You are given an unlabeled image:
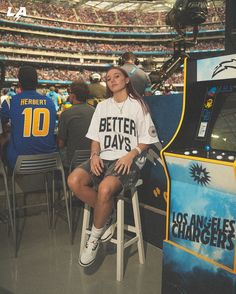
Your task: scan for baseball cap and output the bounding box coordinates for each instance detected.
[90,73,101,81]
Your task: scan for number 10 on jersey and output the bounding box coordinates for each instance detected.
[22,108,50,137]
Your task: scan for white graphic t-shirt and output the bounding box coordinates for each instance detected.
[86,96,159,164]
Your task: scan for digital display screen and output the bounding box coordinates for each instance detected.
[210,86,236,153]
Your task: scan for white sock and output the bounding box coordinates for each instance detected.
[89,224,104,241]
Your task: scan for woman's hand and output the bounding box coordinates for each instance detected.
[114,151,136,175]
[90,154,104,176]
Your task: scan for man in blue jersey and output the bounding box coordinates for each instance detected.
[0,66,57,169]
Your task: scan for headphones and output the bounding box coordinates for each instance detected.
[118,52,139,66]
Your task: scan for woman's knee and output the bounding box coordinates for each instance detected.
[67,172,78,191]
[67,168,88,190]
[97,181,118,203]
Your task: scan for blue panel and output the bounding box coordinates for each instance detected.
[163,241,236,294]
[139,94,183,209]
[144,94,183,147]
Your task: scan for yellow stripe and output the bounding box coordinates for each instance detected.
[164,152,236,167]
[162,57,187,153]
[166,240,236,274]
[160,57,188,240]
[233,161,236,180]
[159,150,170,239]
[234,245,236,273]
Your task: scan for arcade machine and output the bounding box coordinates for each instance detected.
[161,53,236,293]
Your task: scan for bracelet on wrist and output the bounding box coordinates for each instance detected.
[90,152,99,159]
[134,146,142,155]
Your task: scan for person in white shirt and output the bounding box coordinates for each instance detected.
[68,66,159,267]
[0,88,10,107]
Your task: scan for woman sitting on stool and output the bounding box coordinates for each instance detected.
[68,66,159,267]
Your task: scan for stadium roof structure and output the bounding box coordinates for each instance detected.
[72,0,175,12]
[63,0,224,13]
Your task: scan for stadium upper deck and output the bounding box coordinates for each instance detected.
[0,0,226,87]
[0,0,225,32]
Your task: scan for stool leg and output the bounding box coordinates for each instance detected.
[3,173,14,237]
[69,190,73,244]
[44,174,51,228]
[61,171,72,234]
[80,204,91,257]
[12,175,17,257]
[52,172,56,229]
[132,189,145,264]
[116,198,124,281]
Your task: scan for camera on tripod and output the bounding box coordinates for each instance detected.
[166,0,208,31]
[149,0,208,93]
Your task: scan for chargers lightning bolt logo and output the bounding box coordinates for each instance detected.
[212,59,236,79]
[189,163,211,186]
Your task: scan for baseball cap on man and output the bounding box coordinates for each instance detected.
[90,73,101,81]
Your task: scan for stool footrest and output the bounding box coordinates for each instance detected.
[110,236,139,249]
[125,224,136,233]
[15,202,48,210]
[124,236,139,249]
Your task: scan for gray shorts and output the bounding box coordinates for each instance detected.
[79,159,140,192]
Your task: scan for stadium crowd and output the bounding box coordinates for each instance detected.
[0,0,225,90]
[5,65,183,86]
[5,66,105,82]
[0,33,173,53]
[0,0,225,32]
[1,32,224,54]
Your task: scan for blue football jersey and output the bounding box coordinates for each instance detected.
[0,90,57,168]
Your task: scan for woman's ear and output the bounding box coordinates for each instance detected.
[125,77,129,84]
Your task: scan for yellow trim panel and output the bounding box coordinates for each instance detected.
[166,240,236,274]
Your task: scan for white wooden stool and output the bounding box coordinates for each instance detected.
[79,179,145,281]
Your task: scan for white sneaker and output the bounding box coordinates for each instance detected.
[79,238,100,267]
[100,210,117,243]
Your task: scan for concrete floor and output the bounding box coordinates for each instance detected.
[0,210,163,294]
